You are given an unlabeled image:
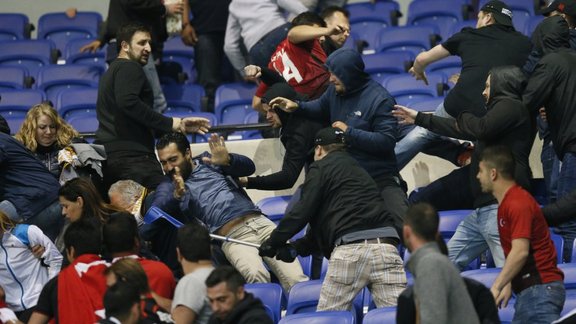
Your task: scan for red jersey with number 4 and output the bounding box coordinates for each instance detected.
[498,185,563,293]
[256,38,330,99]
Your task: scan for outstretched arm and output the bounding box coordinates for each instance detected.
[409,45,450,85]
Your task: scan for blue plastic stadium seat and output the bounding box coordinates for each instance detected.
[0,112,26,135]
[524,15,544,36]
[38,12,102,52]
[363,306,397,324]
[426,56,462,80]
[407,0,464,41]
[162,83,205,113]
[65,111,98,134]
[242,110,262,140]
[0,89,46,112]
[64,37,107,68]
[449,20,477,38]
[0,40,56,77]
[376,26,437,57]
[350,21,389,54]
[36,64,102,105]
[256,195,292,223]
[279,311,355,324]
[0,66,31,90]
[438,209,472,240]
[214,83,257,109]
[286,280,364,322]
[461,268,501,288]
[363,51,413,78]
[163,36,196,83]
[244,283,283,324]
[56,87,98,118]
[383,72,446,106]
[0,13,32,41]
[346,1,399,25]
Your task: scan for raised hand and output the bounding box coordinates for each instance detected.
[243,65,262,80]
[269,97,299,113]
[392,104,418,125]
[202,134,231,166]
[409,66,429,85]
[173,166,186,199]
[181,117,210,134]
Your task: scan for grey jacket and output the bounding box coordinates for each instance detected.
[407,243,480,324]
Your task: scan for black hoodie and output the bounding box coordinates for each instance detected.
[416,66,533,208]
[207,293,272,324]
[523,16,576,158]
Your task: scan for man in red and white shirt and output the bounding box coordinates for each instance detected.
[477,145,564,324]
[249,12,346,111]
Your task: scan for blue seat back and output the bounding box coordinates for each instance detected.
[350,21,389,54]
[377,26,436,56]
[38,12,102,51]
[0,13,30,40]
[279,311,355,324]
[0,66,29,90]
[162,83,205,113]
[0,40,55,77]
[363,51,413,75]
[57,87,98,117]
[438,209,472,239]
[0,89,46,111]
[407,0,464,40]
[256,195,292,223]
[64,37,107,67]
[245,283,283,324]
[346,1,399,25]
[461,268,501,288]
[363,306,397,324]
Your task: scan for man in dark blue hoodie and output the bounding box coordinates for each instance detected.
[270,47,407,221]
[0,116,62,241]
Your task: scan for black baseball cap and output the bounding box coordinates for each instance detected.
[481,0,514,27]
[541,0,576,16]
[314,127,346,146]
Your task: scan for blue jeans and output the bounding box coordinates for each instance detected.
[556,152,576,262]
[395,102,461,170]
[26,200,63,242]
[447,204,505,271]
[248,23,291,68]
[539,118,561,203]
[512,281,565,324]
[143,53,167,113]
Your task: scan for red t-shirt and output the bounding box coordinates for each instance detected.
[256,38,330,99]
[498,185,563,293]
[139,258,177,299]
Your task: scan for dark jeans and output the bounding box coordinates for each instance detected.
[195,32,227,112]
[27,200,63,242]
[374,175,408,230]
[249,23,291,68]
[513,281,565,324]
[408,166,474,210]
[103,151,165,192]
[556,152,576,262]
[539,117,561,203]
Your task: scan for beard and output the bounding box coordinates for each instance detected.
[168,159,193,181]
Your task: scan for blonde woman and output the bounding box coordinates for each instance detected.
[14,103,81,177]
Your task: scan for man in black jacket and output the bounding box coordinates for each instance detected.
[523,15,576,261]
[259,127,406,311]
[206,266,272,324]
[96,23,209,191]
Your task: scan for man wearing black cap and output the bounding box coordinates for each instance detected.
[259,127,406,311]
[395,0,531,169]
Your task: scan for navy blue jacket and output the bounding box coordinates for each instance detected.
[0,133,60,221]
[153,152,260,233]
[298,48,399,179]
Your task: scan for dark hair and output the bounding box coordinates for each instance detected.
[117,22,150,48]
[104,282,140,321]
[320,6,350,19]
[404,203,439,242]
[156,132,190,155]
[59,178,120,223]
[103,212,139,254]
[177,223,212,262]
[205,266,246,291]
[292,12,327,28]
[479,145,515,180]
[106,258,150,294]
[0,114,10,135]
[64,220,102,257]
[488,66,527,101]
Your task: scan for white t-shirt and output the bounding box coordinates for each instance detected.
[171,266,214,324]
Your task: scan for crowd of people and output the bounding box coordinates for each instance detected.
[1,0,576,323]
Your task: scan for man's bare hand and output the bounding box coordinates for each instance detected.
[181,24,198,46]
[392,104,418,125]
[31,244,46,258]
[332,121,348,132]
[539,107,547,123]
[165,2,183,15]
[181,117,210,134]
[269,97,299,113]
[202,134,231,166]
[243,65,262,80]
[173,166,186,199]
[409,66,429,85]
[79,40,101,53]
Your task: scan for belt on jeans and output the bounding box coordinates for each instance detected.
[217,213,261,237]
[344,237,399,246]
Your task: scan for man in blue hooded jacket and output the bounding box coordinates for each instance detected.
[270,47,407,221]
